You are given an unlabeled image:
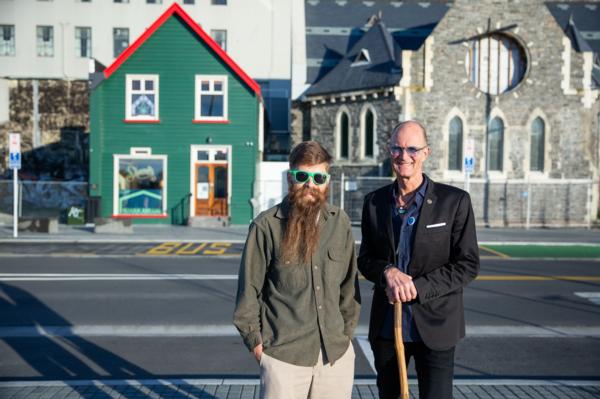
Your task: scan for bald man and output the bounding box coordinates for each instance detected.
[358,120,480,399]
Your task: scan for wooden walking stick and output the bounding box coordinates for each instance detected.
[394,302,409,399]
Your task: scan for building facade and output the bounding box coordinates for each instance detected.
[89,4,262,225]
[0,0,294,179]
[296,0,600,227]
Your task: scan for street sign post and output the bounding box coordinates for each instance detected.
[464,139,475,192]
[9,133,21,238]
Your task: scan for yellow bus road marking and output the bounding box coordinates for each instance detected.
[144,242,236,256]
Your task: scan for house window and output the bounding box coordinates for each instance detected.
[36,26,54,57]
[114,0,129,3]
[183,0,195,3]
[466,33,527,95]
[448,116,463,171]
[530,117,545,172]
[488,117,504,171]
[361,108,375,158]
[0,25,15,56]
[338,111,350,159]
[195,75,228,121]
[146,0,162,3]
[113,27,129,57]
[126,75,159,121]
[115,155,167,216]
[210,29,227,51]
[212,0,227,4]
[75,27,91,58]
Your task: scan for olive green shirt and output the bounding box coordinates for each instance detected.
[233,197,361,367]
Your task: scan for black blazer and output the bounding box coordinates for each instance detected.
[358,175,480,351]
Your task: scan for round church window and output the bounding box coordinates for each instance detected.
[465,33,528,95]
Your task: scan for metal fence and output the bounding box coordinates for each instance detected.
[0,180,88,222]
[255,176,599,228]
[327,176,599,228]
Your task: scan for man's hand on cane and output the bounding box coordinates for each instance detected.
[384,267,417,304]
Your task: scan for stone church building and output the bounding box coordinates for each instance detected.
[294,0,600,227]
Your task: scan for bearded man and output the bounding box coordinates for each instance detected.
[234,141,360,399]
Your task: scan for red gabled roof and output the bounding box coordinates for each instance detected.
[103,3,261,96]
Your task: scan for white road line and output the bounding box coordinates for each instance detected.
[0,325,370,338]
[0,273,238,281]
[0,326,597,338]
[574,292,600,305]
[466,325,600,337]
[0,378,598,388]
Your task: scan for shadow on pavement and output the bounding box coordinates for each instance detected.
[0,282,219,399]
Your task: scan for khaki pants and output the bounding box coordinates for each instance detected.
[259,343,355,399]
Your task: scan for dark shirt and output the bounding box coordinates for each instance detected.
[379,176,428,341]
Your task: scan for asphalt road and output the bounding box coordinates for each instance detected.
[1,255,599,381]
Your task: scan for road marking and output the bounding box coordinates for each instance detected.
[477,275,600,281]
[2,273,599,282]
[574,292,600,305]
[145,242,236,256]
[0,326,596,338]
[479,245,511,258]
[0,378,598,388]
[0,273,238,281]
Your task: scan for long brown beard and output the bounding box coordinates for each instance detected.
[281,184,329,264]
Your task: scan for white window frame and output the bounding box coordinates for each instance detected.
[194,75,228,122]
[75,26,91,58]
[0,25,15,56]
[335,106,352,162]
[113,152,168,217]
[125,74,159,121]
[189,145,232,217]
[359,105,377,161]
[210,29,227,51]
[486,110,508,179]
[443,108,470,180]
[36,25,54,57]
[525,111,551,180]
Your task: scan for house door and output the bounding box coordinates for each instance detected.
[195,163,228,217]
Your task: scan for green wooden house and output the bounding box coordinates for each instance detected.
[89,3,262,225]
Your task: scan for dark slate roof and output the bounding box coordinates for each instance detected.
[305,0,450,84]
[305,20,402,97]
[546,2,600,54]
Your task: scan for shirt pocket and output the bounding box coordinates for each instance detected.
[324,246,346,284]
[269,258,309,293]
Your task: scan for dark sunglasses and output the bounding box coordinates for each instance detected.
[289,169,330,185]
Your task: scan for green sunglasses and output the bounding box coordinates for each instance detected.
[289,169,330,185]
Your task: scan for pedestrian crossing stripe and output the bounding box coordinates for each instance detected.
[574,292,600,305]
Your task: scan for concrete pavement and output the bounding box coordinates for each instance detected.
[1,379,599,399]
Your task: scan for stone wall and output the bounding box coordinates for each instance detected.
[0,79,89,179]
[305,96,402,177]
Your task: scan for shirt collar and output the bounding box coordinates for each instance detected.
[392,174,429,204]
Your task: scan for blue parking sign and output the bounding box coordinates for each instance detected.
[464,157,474,173]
